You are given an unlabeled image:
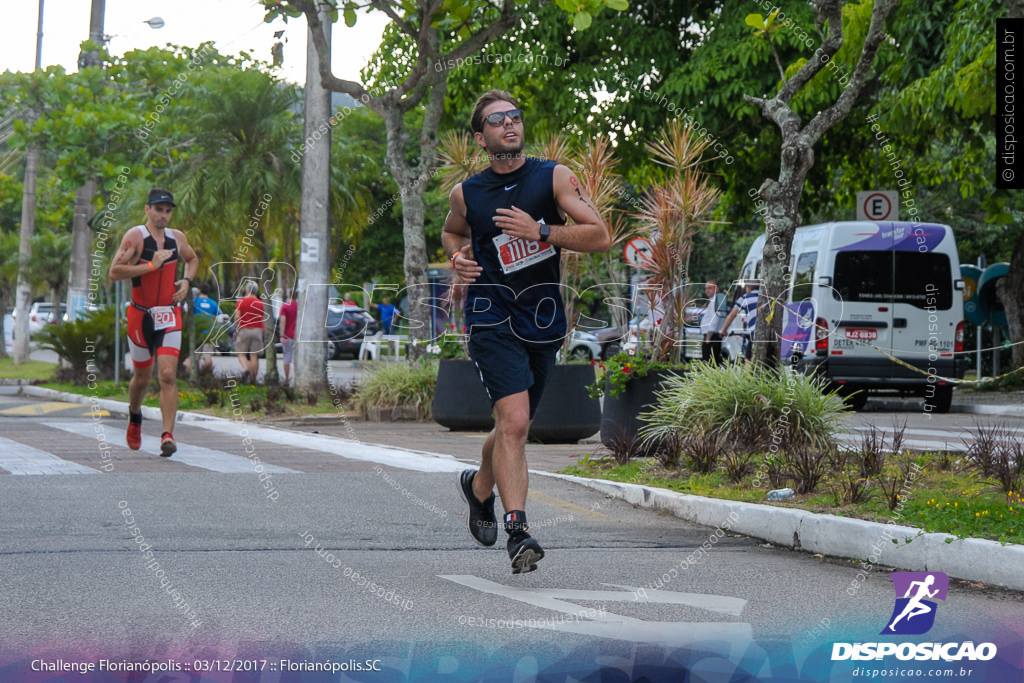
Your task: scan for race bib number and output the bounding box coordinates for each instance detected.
[150,306,176,331]
[492,233,556,275]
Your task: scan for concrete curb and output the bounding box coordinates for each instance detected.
[538,471,1024,592]
[953,402,1024,417]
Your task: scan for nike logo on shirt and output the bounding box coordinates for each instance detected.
[505,184,518,191]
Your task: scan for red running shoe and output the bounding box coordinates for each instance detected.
[160,432,177,457]
[126,419,142,450]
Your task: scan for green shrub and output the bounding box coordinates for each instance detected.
[36,306,126,383]
[639,361,848,492]
[640,361,847,453]
[350,357,439,420]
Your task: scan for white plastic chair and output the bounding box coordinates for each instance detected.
[359,331,382,360]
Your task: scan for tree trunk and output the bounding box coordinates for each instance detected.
[0,301,8,359]
[67,178,97,322]
[380,74,446,359]
[754,139,813,368]
[13,143,38,364]
[295,4,332,396]
[745,0,897,367]
[997,230,1024,370]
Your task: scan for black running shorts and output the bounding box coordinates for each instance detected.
[467,326,561,419]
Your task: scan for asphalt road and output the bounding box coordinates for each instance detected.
[0,391,1021,681]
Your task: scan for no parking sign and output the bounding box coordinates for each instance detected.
[856,191,899,221]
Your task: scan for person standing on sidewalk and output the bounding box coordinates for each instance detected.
[695,279,728,364]
[109,188,198,457]
[233,281,266,384]
[718,280,760,362]
[442,90,610,574]
[278,288,298,386]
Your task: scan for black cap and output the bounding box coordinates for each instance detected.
[146,189,176,207]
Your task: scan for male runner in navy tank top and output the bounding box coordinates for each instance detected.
[109,189,198,457]
[443,90,611,574]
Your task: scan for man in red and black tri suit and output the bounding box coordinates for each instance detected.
[109,188,198,457]
[442,90,611,574]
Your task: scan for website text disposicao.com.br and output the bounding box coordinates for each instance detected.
[833,640,995,679]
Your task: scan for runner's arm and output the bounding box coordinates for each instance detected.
[492,165,610,254]
[108,231,145,281]
[172,230,199,303]
[442,184,482,284]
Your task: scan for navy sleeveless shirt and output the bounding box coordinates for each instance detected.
[462,158,566,342]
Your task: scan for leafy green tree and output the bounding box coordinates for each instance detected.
[265,0,627,355]
[159,67,300,268]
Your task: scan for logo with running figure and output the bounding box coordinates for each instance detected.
[881,571,949,635]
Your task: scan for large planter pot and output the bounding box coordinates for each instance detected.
[432,359,494,432]
[529,364,602,444]
[600,368,683,451]
[431,360,602,444]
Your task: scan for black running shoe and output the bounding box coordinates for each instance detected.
[507,531,544,574]
[458,469,497,547]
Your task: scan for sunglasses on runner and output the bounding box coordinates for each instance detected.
[482,109,523,127]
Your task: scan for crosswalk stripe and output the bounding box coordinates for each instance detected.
[46,421,299,474]
[848,426,974,439]
[191,419,465,473]
[0,436,100,475]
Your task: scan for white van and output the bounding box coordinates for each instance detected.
[736,221,966,412]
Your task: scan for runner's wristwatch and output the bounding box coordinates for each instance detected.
[537,218,550,242]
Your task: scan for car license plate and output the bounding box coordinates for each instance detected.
[845,328,877,341]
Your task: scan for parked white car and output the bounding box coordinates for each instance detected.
[566,330,602,361]
[12,302,57,337]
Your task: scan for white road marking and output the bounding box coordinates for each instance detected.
[0,436,99,475]
[440,574,754,648]
[46,421,297,474]
[192,420,466,473]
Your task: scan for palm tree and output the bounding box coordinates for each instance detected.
[169,67,302,270]
[164,67,303,384]
[32,229,71,321]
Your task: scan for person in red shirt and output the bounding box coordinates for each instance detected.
[109,188,198,457]
[233,281,266,383]
[278,288,298,386]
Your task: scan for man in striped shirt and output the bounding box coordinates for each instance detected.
[718,281,760,361]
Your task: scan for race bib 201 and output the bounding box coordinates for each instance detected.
[150,306,177,331]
